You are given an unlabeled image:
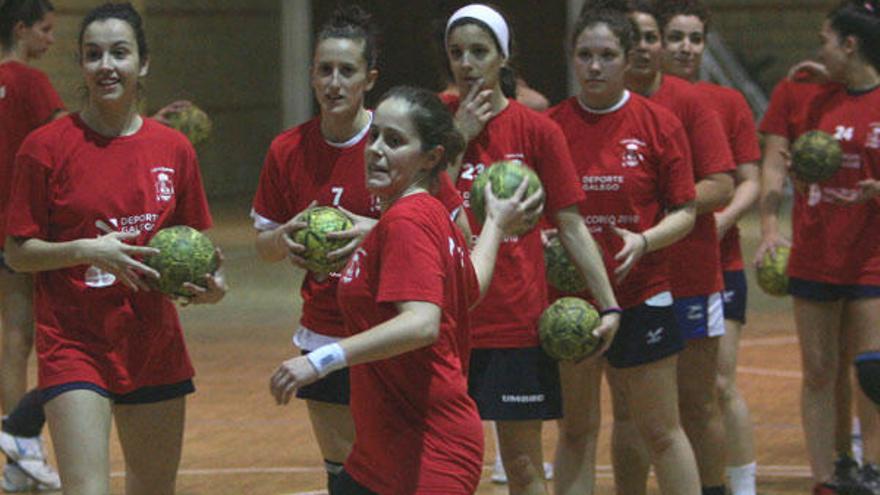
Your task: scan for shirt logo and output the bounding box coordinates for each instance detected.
[620,139,646,168]
[151,167,175,203]
[646,327,664,345]
[866,123,880,150]
[0,86,6,99]
[687,304,704,321]
[834,126,855,142]
[341,247,366,284]
[723,290,735,303]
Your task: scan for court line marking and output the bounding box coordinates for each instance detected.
[740,335,798,347]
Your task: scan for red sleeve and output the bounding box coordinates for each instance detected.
[434,171,464,212]
[729,93,762,164]
[6,149,51,240]
[759,80,793,139]
[376,216,445,306]
[659,122,697,208]
[26,71,64,129]
[687,105,736,179]
[251,145,291,225]
[534,119,585,215]
[168,143,212,230]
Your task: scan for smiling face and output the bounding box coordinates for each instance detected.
[446,22,505,95]
[79,18,147,107]
[311,37,376,118]
[364,97,439,201]
[573,23,629,108]
[17,11,55,60]
[661,14,705,81]
[628,11,662,79]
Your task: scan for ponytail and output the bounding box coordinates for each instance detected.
[829,0,880,71]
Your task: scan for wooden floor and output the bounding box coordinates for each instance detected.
[33,203,822,494]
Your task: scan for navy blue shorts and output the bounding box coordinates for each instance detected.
[0,250,13,274]
[41,379,194,405]
[295,349,350,405]
[332,470,378,495]
[606,294,685,369]
[722,270,748,324]
[673,292,725,340]
[788,277,880,302]
[468,346,562,421]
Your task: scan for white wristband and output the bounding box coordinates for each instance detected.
[306,343,348,378]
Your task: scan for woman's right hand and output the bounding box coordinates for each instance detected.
[455,79,494,143]
[87,231,160,291]
[483,179,545,235]
[753,232,791,268]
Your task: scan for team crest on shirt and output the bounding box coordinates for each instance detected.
[620,139,647,168]
[151,167,175,202]
[341,247,366,284]
[866,123,880,150]
[0,86,6,99]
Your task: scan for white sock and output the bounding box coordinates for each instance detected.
[727,462,757,495]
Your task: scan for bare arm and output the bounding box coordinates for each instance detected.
[695,172,734,214]
[270,301,441,404]
[554,207,617,311]
[715,162,761,238]
[754,135,792,265]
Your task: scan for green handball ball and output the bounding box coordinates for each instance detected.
[470,160,543,236]
[791,130,842,183]
[291,206,354,275]
[544,236,587,293]
[756,246,790,297]
[539,297,602,361]
[167,104,213,146]
[145,226,219,297]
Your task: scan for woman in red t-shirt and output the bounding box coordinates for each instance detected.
[269,85,540,495]
[548,7,699,495]
[0,2,65,488]
[4,4,226,493]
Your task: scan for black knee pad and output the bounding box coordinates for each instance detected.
[855,352,880,406]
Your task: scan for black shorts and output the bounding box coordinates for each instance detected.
[0,250,13,274]
[722,270,748,324]
[295,349,350,405]
[467,346,562,421]
[789,277,880,302]
[605,297,685,369]
[332,470,378,495]
[41,379,194,405]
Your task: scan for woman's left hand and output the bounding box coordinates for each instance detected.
[325,206,378,262]
[826,179,880,204]
[484,179,545,235]
[179,248,228,305]
[583,312,620,362]
[269,356,319,405]
[612,226,648,283]
[152,100,193,125]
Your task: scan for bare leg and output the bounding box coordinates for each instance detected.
[305,400,354,464]
[608,366,650,495]
[554,359,603,495]
[0,271,34,411]
[679,337,726,487]
[115,397,186,495]
[496,420,547,495]
[717,319,756,495]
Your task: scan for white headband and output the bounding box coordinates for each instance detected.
[445,4,510,59]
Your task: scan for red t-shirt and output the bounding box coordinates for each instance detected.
[0,61,64,247]
[547,92,696,309]
[759,78,829,141]
[6,115,212,393]
[780,85,880,285]
[653,76,735,297]
[337,193,482,495]
[447,98,585,348]
[695,82,761,271]
[252,116,463,339]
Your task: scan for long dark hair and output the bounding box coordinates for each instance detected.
[316,4,380,70]
[0,0,54,49]
[828,0,880,71]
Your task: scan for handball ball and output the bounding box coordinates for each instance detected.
[544,236,587,293]
[470,160,544,236]
[167,104,213,146]
[539,297,602,361]
[791,130,842,183]
[290,206,354,275]
[756,246,790,297]
[146,225,219,297]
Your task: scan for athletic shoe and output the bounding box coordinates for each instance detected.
[489,459,554,484]
[832,452,863,493]
[2,463,58,492]
[859,463,880,495]
[0,432,61,488]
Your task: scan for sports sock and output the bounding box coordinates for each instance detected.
[727,462,757,495]
[325,459,344,495]
[702,485,726,495]
[856,352,880,406]
[1,389,45,437]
